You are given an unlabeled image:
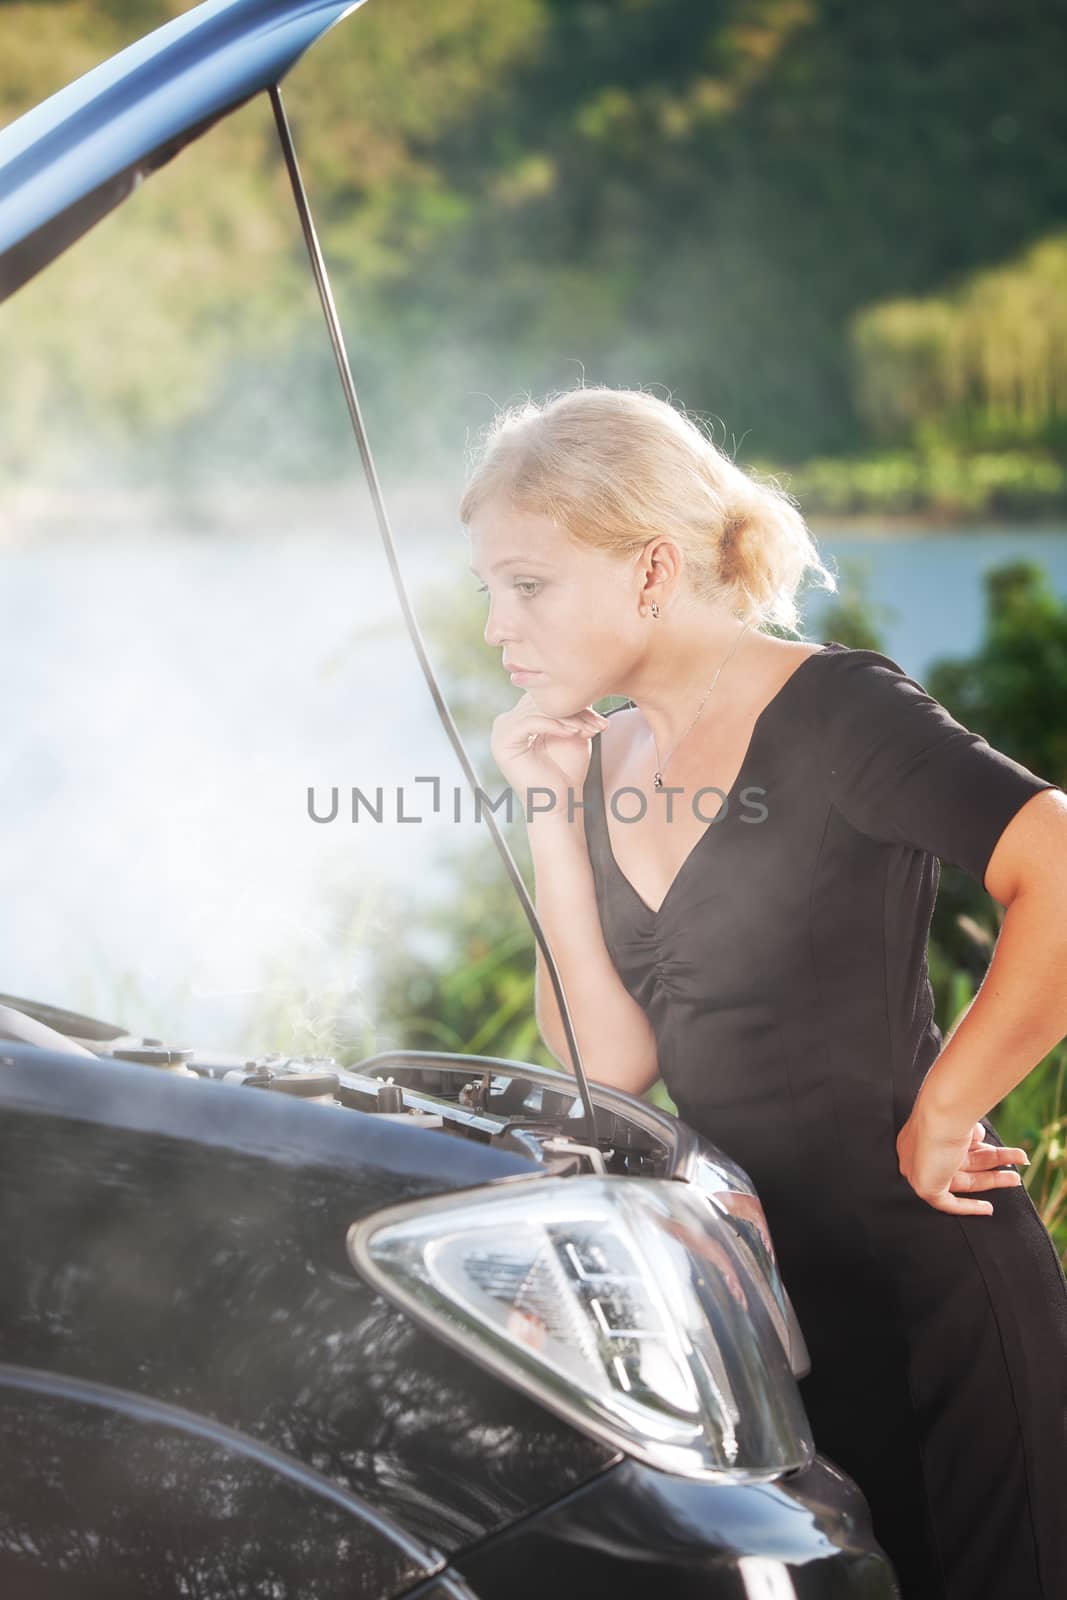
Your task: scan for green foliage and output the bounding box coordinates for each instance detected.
[780,448,1067,520]
[3,0,1067,491]
[925,561,1067,784]
[358,836,565,1070]
[850,235,1067,452]
[991,1046,1067,1248]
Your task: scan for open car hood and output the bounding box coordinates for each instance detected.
[0,0,365,301]
[0,0,601,1141]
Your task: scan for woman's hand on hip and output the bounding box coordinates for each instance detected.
[896,1100,1029,1216]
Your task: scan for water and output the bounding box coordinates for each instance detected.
[807,526,1067,673]
[2,518,1064,1054]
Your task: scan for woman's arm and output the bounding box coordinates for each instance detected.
[898,788,1067,1214]
[816,649,1066,1214]
[528,808,661,1099]
[916,788,1067,1127]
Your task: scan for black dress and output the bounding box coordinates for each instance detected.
[581,640,1067,1600]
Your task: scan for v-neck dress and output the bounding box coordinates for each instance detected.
[581,640,1067,1599]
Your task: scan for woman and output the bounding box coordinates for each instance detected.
[463,384,1067,1599]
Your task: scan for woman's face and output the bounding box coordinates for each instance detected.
[467,499,641,716]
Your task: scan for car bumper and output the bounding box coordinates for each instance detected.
[451,1451,900,1598]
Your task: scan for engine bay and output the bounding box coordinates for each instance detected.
[0,991,676,1180]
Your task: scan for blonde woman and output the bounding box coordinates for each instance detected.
[466,385,1067,1599]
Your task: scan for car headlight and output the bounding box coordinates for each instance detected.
[347,1175,813,1481]
[689,1150,812,1380]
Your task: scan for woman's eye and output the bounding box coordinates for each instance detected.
[474,581,542,598]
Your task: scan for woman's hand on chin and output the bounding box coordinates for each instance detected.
[490,692,609,817]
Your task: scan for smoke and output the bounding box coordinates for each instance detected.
[0,488,491,1056]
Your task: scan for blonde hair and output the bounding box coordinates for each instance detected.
[459,384,837,635]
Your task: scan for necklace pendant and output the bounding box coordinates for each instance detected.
[653,771,663,790]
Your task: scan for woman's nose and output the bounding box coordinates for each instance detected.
[483,602,511,648]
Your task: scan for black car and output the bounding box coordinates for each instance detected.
[0,3,900,1595]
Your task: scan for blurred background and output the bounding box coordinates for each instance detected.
[1,0,1065,1252]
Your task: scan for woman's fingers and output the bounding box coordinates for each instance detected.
[930,1194,996,1217]
[962,1143,1029,1168]
[949,1168,1024,1193]
[521,715,587,741]
[524,710,606,738]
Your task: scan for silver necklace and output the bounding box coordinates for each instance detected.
[651,619,751,790]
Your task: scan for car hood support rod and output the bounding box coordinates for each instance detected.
[267,83,598,1145]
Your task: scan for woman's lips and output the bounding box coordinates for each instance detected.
[509,669,542,683]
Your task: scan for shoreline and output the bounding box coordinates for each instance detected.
[1,481,1065,547]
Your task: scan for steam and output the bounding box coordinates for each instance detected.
[0,491,485,1056]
